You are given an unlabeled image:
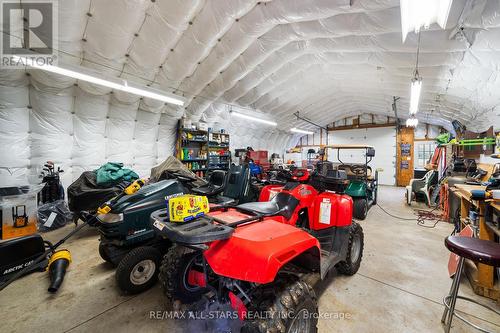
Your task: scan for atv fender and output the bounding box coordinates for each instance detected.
[204,220,320,284]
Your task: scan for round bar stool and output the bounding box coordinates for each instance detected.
[442,236,500,333]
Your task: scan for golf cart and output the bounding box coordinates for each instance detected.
[324,145,378,220]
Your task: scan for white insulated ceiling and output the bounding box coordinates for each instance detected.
[14,0,500,130]
[1,0,500,184]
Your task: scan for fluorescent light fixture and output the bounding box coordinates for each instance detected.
[406,116,419,127]
[230,110,277,126]
[409,76,422,115]
[12,56,184,106]
[400,0,453,42]
[291,128,314,135]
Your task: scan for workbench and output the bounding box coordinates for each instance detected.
[453,184,500,301]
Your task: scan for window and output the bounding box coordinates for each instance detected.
[415,141,437,169]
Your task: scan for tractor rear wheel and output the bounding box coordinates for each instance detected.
[242,280,318,333]
[337,222,364,275]
[158,245,207,303]
[353,198,368,220]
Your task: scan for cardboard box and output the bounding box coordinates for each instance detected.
[167,195,209,222]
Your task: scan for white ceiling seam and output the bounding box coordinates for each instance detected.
[159,0,259,89]
[226,29,467,105]
[124,0,206,86]
[178,0,353,117]
[187,6,407,115]
[180,2,463,120]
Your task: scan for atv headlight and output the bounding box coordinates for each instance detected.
[97,213,123,224]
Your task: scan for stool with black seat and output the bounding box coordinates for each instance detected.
[442,236,500,333]
[191,170,227,197]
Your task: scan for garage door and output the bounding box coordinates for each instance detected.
[327,127,396,185]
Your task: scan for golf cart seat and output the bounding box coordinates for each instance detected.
[191,170,227,197]
[338,164,374,180]
[236,192,299,220]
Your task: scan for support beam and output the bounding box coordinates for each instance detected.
[328,122,397,131]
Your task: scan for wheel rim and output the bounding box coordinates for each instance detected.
[182,254,204,292]
[288,308,312,333]
[350,233,361,263]
[130,259,156,285]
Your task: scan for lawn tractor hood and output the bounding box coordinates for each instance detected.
[110,180,186,213]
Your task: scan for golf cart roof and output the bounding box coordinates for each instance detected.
[325,144,375,149]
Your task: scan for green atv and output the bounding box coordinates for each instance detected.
[325,145,378,220]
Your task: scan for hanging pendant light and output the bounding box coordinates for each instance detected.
[406,115,419,127]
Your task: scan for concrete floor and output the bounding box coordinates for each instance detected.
[1,186,499,332]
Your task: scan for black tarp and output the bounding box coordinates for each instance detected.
[67,171,129,212]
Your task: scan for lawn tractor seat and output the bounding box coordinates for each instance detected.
[191,170,227,197]
[213,164,251,205]
[405,170,438,206]
[236,192,299,220]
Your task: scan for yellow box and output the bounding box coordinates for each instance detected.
[167,195,209,222]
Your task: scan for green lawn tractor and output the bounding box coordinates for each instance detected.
[324,145,378,220]
[93,165,255,294]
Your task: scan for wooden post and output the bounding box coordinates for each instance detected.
[396,126,414,186]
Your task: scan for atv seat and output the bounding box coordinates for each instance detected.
[236,192,299,220]
[191,170,227,197]
[310,169,350,193]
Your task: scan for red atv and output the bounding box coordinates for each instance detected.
[151,170,363,332]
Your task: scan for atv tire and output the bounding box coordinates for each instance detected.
[242,280,318,333]
[158,245,207,303]
[337,222,364,276]
[353,198,368,220]
[115,246,161,294]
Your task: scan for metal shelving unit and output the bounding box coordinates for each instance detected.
[176,126,231,176]
[207,129,231,171]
